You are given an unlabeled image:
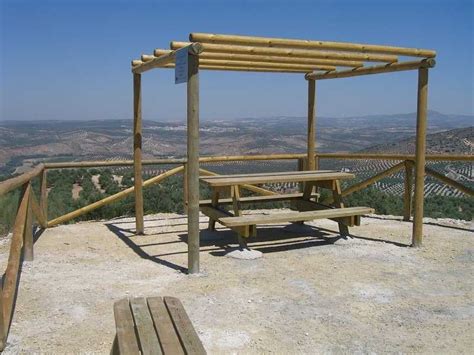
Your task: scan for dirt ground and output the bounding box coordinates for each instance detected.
[0,211,472,354]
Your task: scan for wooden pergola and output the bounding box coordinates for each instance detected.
[131,33,436,274]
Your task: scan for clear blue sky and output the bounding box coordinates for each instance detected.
[1,0,472,121]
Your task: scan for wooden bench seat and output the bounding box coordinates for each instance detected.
[219,206,374,227]
[112,296,206,355]
[200,171,355,186]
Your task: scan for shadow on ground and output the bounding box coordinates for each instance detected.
[105,219,344,273]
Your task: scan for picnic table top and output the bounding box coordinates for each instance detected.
[199,170,355,187]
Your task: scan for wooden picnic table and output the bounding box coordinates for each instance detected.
[199,170,374,248]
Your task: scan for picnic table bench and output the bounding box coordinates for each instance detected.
[199,170,374,247]
[112,296,206,355]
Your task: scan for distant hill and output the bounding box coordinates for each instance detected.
[363,127,474,155]
[1,111,472,175]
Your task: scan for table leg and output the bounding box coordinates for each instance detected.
[332,180,349,236]
[232,185,251,249]
[231,185,243,217]
[208,187,220,231]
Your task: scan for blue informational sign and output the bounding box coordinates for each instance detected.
[175,47,188,84]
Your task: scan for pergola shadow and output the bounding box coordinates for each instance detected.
[106,220,342,272]
[105,223,188,273]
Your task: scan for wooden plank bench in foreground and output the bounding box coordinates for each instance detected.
[199,170,374,247]
[112,296,206,355]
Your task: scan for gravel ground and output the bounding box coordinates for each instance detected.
[0,211,472,354]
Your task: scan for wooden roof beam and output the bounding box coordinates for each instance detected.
[305,59,436,80]
[190,33,437,58]
[171,41,398,63]
[131,43,203,74]
[140,54,335,71]
[154,49,364,67]
[139,62,314,74]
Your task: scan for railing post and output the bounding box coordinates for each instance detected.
[403,160,413,221]
[133,73,144,235]
[412,67,429,247]
[183,163,188,214]
[24,184,34,261]
[40,168,48,223]
[187,52,200,274]
[307,79,316,170]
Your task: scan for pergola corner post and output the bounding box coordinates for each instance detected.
[187,53,200,274]
[133,73,144,235]
[412,67,429,247]
[307,79,316,170]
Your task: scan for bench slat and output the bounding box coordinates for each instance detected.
[113,299,140,355]
[164,297,207,355]
[200,171,354,187]
[220,207,374,226]
[147,297,184,355]
[130,297,162,355]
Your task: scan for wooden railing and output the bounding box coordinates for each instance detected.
[0,152,472,349]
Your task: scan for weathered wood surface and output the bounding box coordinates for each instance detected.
[219,206,374,227]
[425,167,474,196]
[132,43,203,74]
[200,170,354,186]
[187,53,200,274]
[189,33,436,58]
[113,299,140,355]
[133,72,144,235]
[164,297,206,355]
[41,153,473,170]
[307,79,316,170]
[113,297,205,355]
[412,67,429,247]
[0,164,43,196]
[130,297,161,354]
[403,161,414,221]
[306,59,435,80]
[171,41,399,63]
[2,183,30,342]
[147,297,184,355]
[153,48,364,67]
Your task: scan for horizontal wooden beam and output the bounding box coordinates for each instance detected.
[199,59,336,71]
[316,153,473,161]
[305,59,436,80]
[171,41,398,63]
[425,167,474,196]
[199,65,312,73]
[137,60,313,73]
[132,43,203,74]
[190,33,437,58]
[0,164,43,196]
[153,49,364,67]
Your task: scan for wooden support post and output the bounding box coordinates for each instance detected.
[133,73,144,235]
[403,160,413,221]
[39,168,47,222]
[183,163,188,214]
[24,185,34,261]
[412,68,429,247]
[187,53,200,274]
[307,79,316,170]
